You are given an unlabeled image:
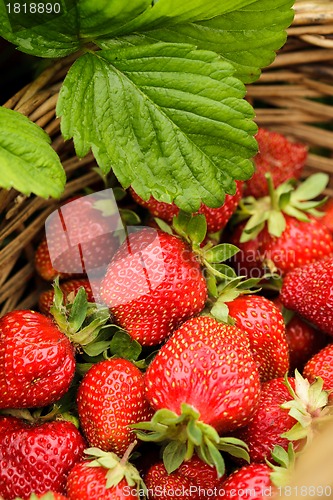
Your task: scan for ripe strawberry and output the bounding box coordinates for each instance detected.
[129,181,243,233]
[303,344,333,394]
[35,237,75,281]
[227,295,289,381]
[244,128,307,199]
[235,372,329,462]
[217,463,275,499]
[134,316,260,476]
[235,377,297,462]
[285,316,328,372]
[100,228,207,346]
[230,214,333,277]
[0,310,75,409]
[66,447,145,500]
[38,279,95,316]
[144,316,260,433]
[317,198,333,233]
[36,195,120,280]
[0,416,85,500]
[144,456,225,500]
[77,358,152,455]
[280,256,333,336]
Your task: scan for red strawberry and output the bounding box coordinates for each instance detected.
[0,416,85,500]
[231,214,333,277]
[0,310,75,409]
[235,372,329,463]
[244,128,307,198]
[285,316,328,372]
[100,228,207,346]
[144,456,225,500]
[217,463,275,499]
[273,297,328,372]
[144,316,260,433]
[129,181,243,233]
[66,447,145,500]
[317,198,333,233]
[134,316,260,476]
[235,377,297,463]
[227,295,289,381]
[280,256,333,336]
[218,463,275,499]
[38,279,95,316]
[35,237,75,281]
[77,358,152,455]
[303,343,333,394]
[36,196,120,280]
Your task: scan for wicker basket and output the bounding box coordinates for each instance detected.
[1,0,333,318]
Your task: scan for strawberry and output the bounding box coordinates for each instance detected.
[235,372,330,463]
[38,279,95,316]
[218,463,275,499]
[244,128,307,199]
[317,198,333,233]
[235,377,297,462]
[129,180,243,233]
[144,456,225,500]
[218,444,297,499]
[273,297,328,372]
[285,316,328,372]
[231,214,333,277]
[16,494,69,500]
[36,195,120,280]
[77,358,152,455]
[35,237,75,281]
[0,416,85,500]
[226,295,289,381]
[100,228,207,346]
[0,310,75,409]
[134,316,260,475]
[230,174,333,277]
[280,256,333,336]
[303,343,333,394]
[66,446,145,500]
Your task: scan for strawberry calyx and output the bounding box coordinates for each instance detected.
[132,403,249,477]
[50,277,110,349]
[0,406,79,428]
[266,443,296,488]
[234,173,329,243]
[281,370,332,444]
[84,442,147,494]
[14,493,62,500]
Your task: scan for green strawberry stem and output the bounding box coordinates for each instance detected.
[233,173,329,242]
[267,443,296,488]
[84,443,147,493]
[281,370,332,444]
[50,277,110,348]
[132,403,249,477]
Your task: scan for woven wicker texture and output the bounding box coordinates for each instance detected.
[0,0,332,315]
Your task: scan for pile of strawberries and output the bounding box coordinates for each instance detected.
[1,128,333,500]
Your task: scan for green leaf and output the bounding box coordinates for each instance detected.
[0,107,65,198]
[57,44,257,212]
[103,0,294,83]
[68,287,88,332]
[109,330,142,361]
[187,214,207,245]
[83,340,111,357]
[210,301,229,323]
[291,173,329,202]
[163,441,187,473]
[204,244,240,264]
[0,1,80,58]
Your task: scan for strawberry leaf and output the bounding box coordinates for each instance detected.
[57,44,257,212]
[163,441,187,473]
[109,330,142,361]
[100,0,294,84]
[0,107,65,198]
